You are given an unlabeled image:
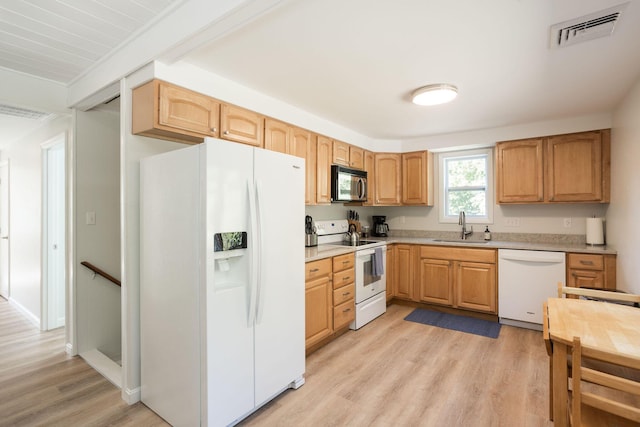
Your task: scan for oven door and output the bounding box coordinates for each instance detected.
[355,246,387,304]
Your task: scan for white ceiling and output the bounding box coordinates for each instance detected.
[1,0,639,144]
[0,0,175,145]
[182,0,640,139]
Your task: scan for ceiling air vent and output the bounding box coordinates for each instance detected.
[550,2,628,49]
[0,104,51,120]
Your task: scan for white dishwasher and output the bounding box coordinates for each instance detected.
[498,249,565,330]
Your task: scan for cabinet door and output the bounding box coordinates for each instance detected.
[374,153,402,205]
[546,131,603,202]
[332,140,350,166]
[316,136,332,204]
[417,258,453,306]
[495,138,544,203]
[305,134,317,205]
[456,261,496,313]
[386,244,395,301]
[402,151,433,206]
[363,150,375,206]
[395,245,413,300]
[264,119,290,154]
[220,104,263,147]
[568,269,605,289]
[158,82,220,138]
[305,275,333,349]
[349,146,364,169]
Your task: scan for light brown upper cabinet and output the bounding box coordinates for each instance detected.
[264,119,291,154]
[289,127,316,205]
[546,131,609,202]
[349,146,364,169]
[363,150,375,206]
[402,151,434,206]
[316,135,332,204]
[220,104,263,147]
[332,140,365,169]
[132,80,220,144]
[332,140,350,166]
[496,130,610,204]
[374,153,402,205]
[496,138,544,203]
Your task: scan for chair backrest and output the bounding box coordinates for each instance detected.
[571,336,640,426]
[557,282,640,305]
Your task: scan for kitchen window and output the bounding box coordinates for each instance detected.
[438,148,493,224]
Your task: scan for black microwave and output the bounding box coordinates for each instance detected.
[331,165,367,202]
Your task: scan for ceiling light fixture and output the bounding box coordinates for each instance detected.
[411,84,458,106]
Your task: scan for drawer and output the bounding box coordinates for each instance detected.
[333,300,355,330]
[567,253,604,271]
[333,283,355,305]
[420,246,496,264]
[333,253,355,272]
[305,258,332,281]
[569,269,605,289]
[333,268,355,289]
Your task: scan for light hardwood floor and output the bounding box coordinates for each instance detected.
[0,298,168,427]
[1,298,553,426]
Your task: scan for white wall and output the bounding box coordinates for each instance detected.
[609,77,640,294]
[74,106,122,360]
[0,115,71,324]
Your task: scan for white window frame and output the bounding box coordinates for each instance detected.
[438,148,494,224]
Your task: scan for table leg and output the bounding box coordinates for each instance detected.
[552,342,568,427]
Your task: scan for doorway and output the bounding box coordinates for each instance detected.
[42,135,66,330]
[0,161,9,300]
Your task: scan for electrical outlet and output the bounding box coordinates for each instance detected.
[505,218,520,227]
[563,218,572,228]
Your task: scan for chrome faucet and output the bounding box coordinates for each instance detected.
[458,211,473,240]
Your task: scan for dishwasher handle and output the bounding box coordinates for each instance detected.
[499,253,564,264]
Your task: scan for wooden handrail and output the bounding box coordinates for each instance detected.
[81,261,121,287]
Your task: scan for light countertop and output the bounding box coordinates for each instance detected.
[305,237,615,262]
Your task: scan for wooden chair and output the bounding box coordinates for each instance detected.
[557,282,640,306]
[570,336,640,426]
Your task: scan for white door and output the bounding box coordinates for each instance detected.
[253,148,305,405]
[45,141,66,329]
[0,161,9,300]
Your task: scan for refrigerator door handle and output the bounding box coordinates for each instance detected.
[255,179,266,325]
[247,179,259,327]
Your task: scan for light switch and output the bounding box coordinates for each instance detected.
[86,211,96,225]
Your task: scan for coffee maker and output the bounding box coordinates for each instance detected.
[372,215,389,237]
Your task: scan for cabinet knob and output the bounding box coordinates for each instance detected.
[224,130,229,135]
[211,127,217,132]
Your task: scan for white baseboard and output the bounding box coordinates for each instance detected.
[9,297,40,328]
[123,386,141,405]
[81,349,122,388]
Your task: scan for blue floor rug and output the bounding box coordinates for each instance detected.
[404,308,501,339]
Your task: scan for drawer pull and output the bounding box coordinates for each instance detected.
[343,276,350,281]
[342,260,350,264]
[342,292,350,296]
[343,308,351,313]
[579,260,594,266]
[309,268,319,273]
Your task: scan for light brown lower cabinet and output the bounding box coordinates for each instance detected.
[394,244,414,300]
[386,244,396,301]
[566,253,616,290]
[305,253,355,352]
[305,259,332,349]
[416,246,497,314]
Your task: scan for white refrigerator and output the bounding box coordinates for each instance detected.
[140,138,305,426]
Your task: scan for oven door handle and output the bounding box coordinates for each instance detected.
[356,247,387,258]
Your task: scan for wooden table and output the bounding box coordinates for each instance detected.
[545,297,640,427]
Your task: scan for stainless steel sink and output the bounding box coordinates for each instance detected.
[431,239,489,244]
